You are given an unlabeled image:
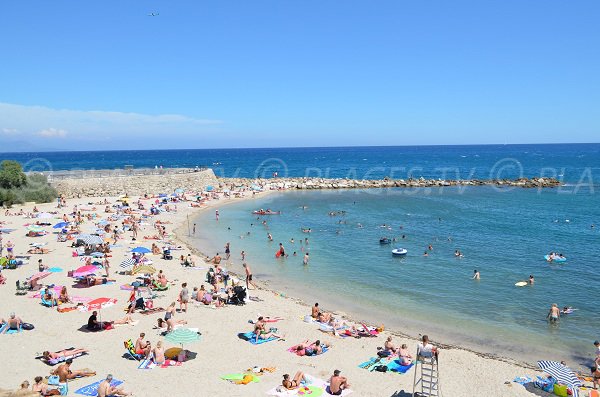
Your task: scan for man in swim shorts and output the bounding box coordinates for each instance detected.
[547,303,560,323]
[329,369,350,395]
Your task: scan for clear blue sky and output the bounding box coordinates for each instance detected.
[0,0,598,151]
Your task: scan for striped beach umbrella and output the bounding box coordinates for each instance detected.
[164,328,201,348]
[132,264,156,275]
[537,361,581,397]
[27,225,45,233]
[120,258,136,268]
[76,234,104,245]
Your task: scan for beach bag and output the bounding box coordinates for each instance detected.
[22,323,34,330]
[377,350,391,358]
[48,375,59,385]
[375,365,388,372]
[553,384,568,397]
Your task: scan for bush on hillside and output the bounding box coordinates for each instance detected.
[0,161,58,207]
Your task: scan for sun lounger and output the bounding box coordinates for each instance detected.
[123,339,144,361]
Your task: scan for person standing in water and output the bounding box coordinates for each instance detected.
[547,303,560,323]
[215,210,219,221]
[303,252,309,265]
[472,270,480,280]
[529,275,535,285]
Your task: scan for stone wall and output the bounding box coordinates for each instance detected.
[52,169,218,198]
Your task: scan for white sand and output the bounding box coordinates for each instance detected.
[0,192,546,396]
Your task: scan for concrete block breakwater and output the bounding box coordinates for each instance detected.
[50,168,561,198]
[219,176,562,190]
[52,169,218,198]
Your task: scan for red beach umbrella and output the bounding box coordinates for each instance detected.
[72,265,98,278]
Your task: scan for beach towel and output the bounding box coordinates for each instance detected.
[221,373,261,384]
[74,379,123,396]
[513,376,533,385]
[36,348,88,366]
[0,323,22,334]
[287,344,329,356]
[267,375,352,397]
[139,307,164,315]
[386,359,414,374]
[238,332,279,345]
[49,267,63,272]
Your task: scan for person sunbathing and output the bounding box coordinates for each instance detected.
[27,247,50,254]
[156,318,187,330]
[282,371,306,390]
[253,316,284,341]
[43,348,88,361]
[97,374,131,397]
[3,312,22,333]
[52,359,96,383]
[151,341,166,364]
[398,344,413,365]
[33,375,60,395]
[58,286,71,304]
[384,336,398,354]
[317,311,332,324]
[111,314,135,325]
[85,276,116,286]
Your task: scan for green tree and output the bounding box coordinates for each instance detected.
[0,160,27,189]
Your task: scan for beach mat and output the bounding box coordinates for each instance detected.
[266,385,324,396]
[74,379,123,396]
[36,348,88,366]
[139,307,164,315]
[238,332,278,345]
[386,359,414,374]
[221,373,261,383]
[287,345,329,356]
[0,324,22,334]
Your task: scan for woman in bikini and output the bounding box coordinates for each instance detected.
[282,371,306,390]
[33,375,61,395]
[58,286,71,304]
[43,348,89,361]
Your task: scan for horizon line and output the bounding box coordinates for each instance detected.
[1,141,599,155]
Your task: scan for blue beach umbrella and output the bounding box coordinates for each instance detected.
[53,222,69,229]
[175,188,184,193]
[537,361,581,397]
[131,247,151,254]
[205,185,213,192]
[158,193,167,198]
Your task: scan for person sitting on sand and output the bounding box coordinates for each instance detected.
[253,316,283,342]
[58,286,71,304]
[3,312,22,333]
[282,371,306,390]
[311,303,320,319]
[87,311,101,331]
[384,336,398,354]
[151,340,166,364]
[156,318,187,330]
[42,287,59,308]
[97,374,131,397]
[417,335,439,361]
[53,359,96,383]
[43,348,88,361]
[38,259,49,272]
[33,375,60,395]
[135,333,151,356]
[329,369,350,395]
[398,344,413,365]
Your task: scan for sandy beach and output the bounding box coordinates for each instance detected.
[0,189,575,397]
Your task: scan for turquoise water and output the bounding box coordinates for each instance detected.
[193,186,600,364]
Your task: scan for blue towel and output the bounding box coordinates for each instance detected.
[74,379,123,396]
[0,323,22,334]
[238,331,278,345]
[387,359,414,374]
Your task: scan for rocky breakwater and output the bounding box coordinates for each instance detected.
[219,176,562,190]
[52,168,218,198]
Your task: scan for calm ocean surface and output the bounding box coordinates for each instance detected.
[193,186,600,364]
[3,144,599,363]
[3,143,600,183]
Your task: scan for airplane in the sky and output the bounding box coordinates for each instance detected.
[148,12,159,17]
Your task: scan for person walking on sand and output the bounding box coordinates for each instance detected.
[243,263,257,290]
[547,303,560,323]
[102,255,110,278]
[193,223,196,235]
[329,369,350,395]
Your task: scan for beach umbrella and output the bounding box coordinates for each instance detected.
[78,297,117,328]
[119,258,136,268]
[97,219,109,226]
[77,234,104,245]
[132,264,156,275]
[537,361,581,397]
[131,247,151,254]
[158,193,167,198]
[53,222,69,229]
[27,225,45,233]
[175,188,184,193]
[28,271,51,283]
[205,185,213,192]
[164,327,201,348]
[37,212,53,219]
[72,265,98,278]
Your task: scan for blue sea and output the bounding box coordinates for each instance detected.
[3,144,599,364]
[3,143,600,183]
